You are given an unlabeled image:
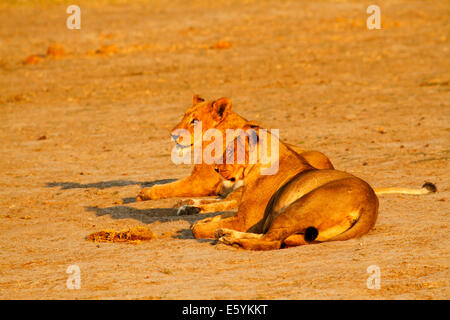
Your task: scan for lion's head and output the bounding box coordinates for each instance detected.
[213,125,261,183]
[170,95,233,150]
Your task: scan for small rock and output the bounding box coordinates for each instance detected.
[377,127,386,134]
[212,41,232,50]
[46,43,65,58]
[96,45,118,55]
[24,54,43,65]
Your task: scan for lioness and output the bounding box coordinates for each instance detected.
[137,95,436,214]
[192,125,379,250]
[137,95,334,204]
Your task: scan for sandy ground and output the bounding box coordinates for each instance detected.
[0,0,449,299]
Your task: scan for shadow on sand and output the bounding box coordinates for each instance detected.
[86,205,226,242]
[48,178,226,243]
[46,178,177,190]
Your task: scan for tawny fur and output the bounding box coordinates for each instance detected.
[137,95,435,215]
[137,95,333,202]
[191,127,379,250]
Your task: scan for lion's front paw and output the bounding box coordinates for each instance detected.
[217,235,242,248]
[136,192,145,202]
[173,199,196,208]
[177,205,201,216]
[136,186,162,201]
[214,228,234,239]
[191,217,214,230]
[136,188,151,201]
[215,228,242,247]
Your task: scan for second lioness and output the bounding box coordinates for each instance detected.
[192,125,379,250]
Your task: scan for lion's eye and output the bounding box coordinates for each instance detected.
[190,118,199,125]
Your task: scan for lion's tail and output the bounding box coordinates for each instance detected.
[373,182,437,196]
[329,182,436,242]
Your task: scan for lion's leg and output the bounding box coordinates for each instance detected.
[196,200,238,213]
[177,200,238,215]
[214,229,281,251]
[264,177,378,244]
[217,233,307,249]
[299,150,334,170]
[283,234,309,247]
[214,228,263,240]
[191,213,238,239]
[175,185,243,214]
[218,236,282,250]
[175,198,221,208]
[174,186,242,207]
[137,164,222,200]
[221,186,244,201]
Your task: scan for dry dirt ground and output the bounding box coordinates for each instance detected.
[0,0,449,300]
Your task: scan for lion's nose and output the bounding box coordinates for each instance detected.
[214,168,219,173]
[171,134,180,141]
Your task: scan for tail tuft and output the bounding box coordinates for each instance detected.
[422,182,437,193]
[304,227,319,242]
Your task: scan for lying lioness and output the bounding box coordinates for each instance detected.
[137,95,334,205]
[192,125,379,250]
[137,95,436,214]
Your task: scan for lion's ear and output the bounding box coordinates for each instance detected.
[193,94,205,105]
[212,97,232,120]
